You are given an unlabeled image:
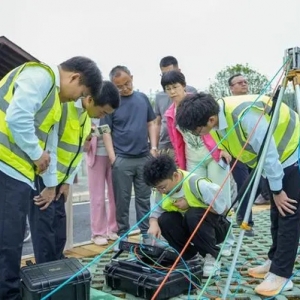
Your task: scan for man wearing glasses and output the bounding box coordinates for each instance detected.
[228,73,249,96]
[101,65,158,251]
[228,74,270,236]
[144,155,229,278]
[228,73,257,236]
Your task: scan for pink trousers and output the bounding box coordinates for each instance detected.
[87,155,118,237]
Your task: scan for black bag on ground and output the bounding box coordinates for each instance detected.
[104,255,203,300]
[20,257,91,300]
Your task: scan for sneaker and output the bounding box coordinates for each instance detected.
[254,272,293,296]
[244,228,255,237]
[113,237,128,252]
[254,194,270,205]
[91,236,108,246]
[248,259,272,279]
[203,254,220,277]
[221,246,232,257]
[107,232,119,241]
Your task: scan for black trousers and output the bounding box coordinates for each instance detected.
[0,170,31,300]
[28,176,66,264]
[231,159,254,226]
[158,208,228,260]
[267,162,300,278]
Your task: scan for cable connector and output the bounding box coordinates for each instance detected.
[240,222,252,231]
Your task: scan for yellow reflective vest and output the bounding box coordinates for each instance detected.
[57,102,91,184]
[0,62,61,181]
[161,170,210,213]
[210,95,299,168]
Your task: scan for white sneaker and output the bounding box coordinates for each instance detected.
[255,272,293,296]
[203,254,220,277]
[254,194,270,205]
[91,236,108,246]
[107,232,119,241]
[248,259,271,279]
[221,246,232,257]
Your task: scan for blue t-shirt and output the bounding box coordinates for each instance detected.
[100,91,156,157]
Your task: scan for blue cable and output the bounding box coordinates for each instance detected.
[41,58,290,300]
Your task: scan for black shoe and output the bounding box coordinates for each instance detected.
[244,228,255,237]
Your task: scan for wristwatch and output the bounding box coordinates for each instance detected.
[151,147,158,151]
[272,189,283,195]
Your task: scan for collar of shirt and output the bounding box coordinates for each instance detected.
[74,98,83,110]
[50,65,60,91]
[74,98,87,127]
[170,185,185,199]
[91,117,100,126]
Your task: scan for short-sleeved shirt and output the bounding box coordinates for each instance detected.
[100,91,156,158]
[154,85,197,149]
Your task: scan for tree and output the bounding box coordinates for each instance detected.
[208,64,271,98]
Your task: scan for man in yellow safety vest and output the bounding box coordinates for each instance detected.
[144,155,229,278]
[29,81,120,264]
[0,57,102,300]
[175,92,299,297]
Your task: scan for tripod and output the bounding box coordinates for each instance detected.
[222,47,300,299]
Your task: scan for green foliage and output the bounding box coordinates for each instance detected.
[208,63,271,98]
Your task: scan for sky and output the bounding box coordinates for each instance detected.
[1,0,300,94]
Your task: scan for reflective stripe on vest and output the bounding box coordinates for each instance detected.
[56,102,91,183]
[0,62,61,181]
[213,95,299,168]
[161,170,209,213]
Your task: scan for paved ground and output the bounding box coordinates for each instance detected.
[79,209,300,300]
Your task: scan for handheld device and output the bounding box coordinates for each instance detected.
[91,124,111,137]
[97,124,111,134]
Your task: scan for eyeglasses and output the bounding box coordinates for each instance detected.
[155,185,167,192]
[116,81,132,91]
[231,80,248,86]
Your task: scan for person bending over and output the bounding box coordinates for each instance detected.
[143,155,230,277]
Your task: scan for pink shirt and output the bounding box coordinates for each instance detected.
[165,103,221,169]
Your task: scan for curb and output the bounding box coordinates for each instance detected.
[72,191,90,203]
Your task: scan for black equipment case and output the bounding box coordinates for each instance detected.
[104,256,203,300]
[20,257,91,300]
